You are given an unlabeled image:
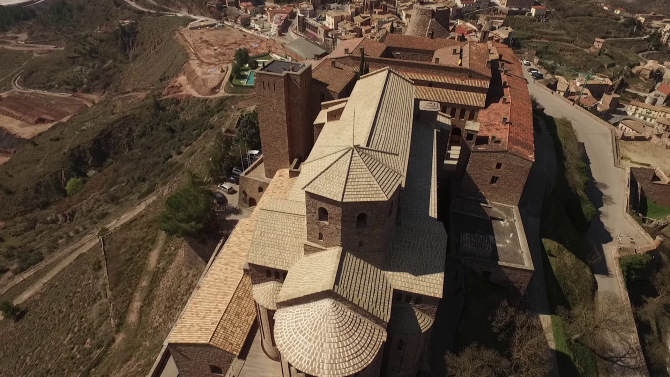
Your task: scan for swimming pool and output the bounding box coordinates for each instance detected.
[246,71,255,86]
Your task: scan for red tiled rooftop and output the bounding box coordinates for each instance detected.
[382,33,462,52]
[507,75,535,162]
[312,59,357,94]
[658,83,670,96]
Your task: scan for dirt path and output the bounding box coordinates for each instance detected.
[124,231,166,326]
[4,195,158,305]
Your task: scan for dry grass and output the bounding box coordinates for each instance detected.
[619,140,670,173]
[0,251,114,376]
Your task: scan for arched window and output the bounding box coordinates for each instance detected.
[210,365,224,375]
[397,339,404,351]
[265,270,271,278]
[318,232,323,241]
[356,213,367,229]
[318,207,329,222]
[258,186,264,193]
[415,296,422,305]
[275,271,280,280]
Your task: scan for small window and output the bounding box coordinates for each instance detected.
[428,82,433,87]
[404,295,412,303]
[320,92,325,101]
[262,81,265,90]
[459,109,466,120]
[210,365,224,375]
[258,186,264,193]
[441,105,447,113]
[468,110,475,121]
[318,207,329,222]
[490,176,499,184]
[482,271,491,280]
[415,296,422,305]
[356,213,367,229]
[397,339,404,350]
[265,269,271,278]
[318,232,323,241]
[495,162,502,170]
[275,271,280,280]
[450,107,457,117]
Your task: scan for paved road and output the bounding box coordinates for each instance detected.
[524,69,646,295]
[525,70,648,375]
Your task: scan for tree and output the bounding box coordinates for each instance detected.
[235,47,250,67]
[445,343,511,377]
[231,62,241,80]
[492,301,552,377]
[159,175,213,238]
[208,131,238,182]
[0,301,22,321]
[559,292,646,373]
[65,178,83,196]
[620,254,652,286]
[248,59,259,69]
[234,110,261,150]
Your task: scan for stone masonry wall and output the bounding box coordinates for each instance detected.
[462,151,532,206]
[287,66,315,164]
[169,343,235,377]
[256,72,292,178]
[239,174,270,208]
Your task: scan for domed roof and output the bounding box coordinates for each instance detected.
[274,298,386,377]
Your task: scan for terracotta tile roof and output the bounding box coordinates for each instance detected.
[313,59,357,94]
[657,83,670,96]
[209,275,256,353]
[464,41,492,78]
[274,299,386,377]
[247,199,306,270]
[415,86,487,107]
[403,72,489,88]
[382,33,461,52]
[507,75,535,161]
[251,280,282,310]
[291,68,414,202]
[167,170,297,346]
[619,120,650,134]
[327,37,386,58]
[388,303,434,334]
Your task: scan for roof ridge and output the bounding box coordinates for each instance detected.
[340,147,355,201]
[301,147,352,191]
[356,146,404,177]
[351,147,386,197]
[207,276,247,346]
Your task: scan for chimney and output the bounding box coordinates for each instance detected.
[331,59,336,67]
[345,47,350,54]
[453,48,458,55]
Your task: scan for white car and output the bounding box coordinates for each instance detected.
[522,60,531,66]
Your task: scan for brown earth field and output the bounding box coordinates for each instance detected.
[166,27,284,97]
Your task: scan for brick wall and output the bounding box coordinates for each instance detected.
[169,343,235,377]
[461,259,533,302]
[255,66,315,179]
[461,151,532,206]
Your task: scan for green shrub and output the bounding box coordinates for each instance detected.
[65,178,83,196]
[620,254,652,286]
[0,301,22,321]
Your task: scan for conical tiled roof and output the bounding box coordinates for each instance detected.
[251,280,283,310]
[274,298,386,377]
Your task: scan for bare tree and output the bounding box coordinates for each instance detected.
[445,343,510,377]
[492,301,552,377]
[560,291,646,374]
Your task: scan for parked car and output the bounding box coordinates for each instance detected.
[213,191,228,204]
[218,183,235,194]
[531,72,544,80]
[528,67,538,73]
[232,167,244,176]
[227,175,239,184]
[522,60,531,66]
